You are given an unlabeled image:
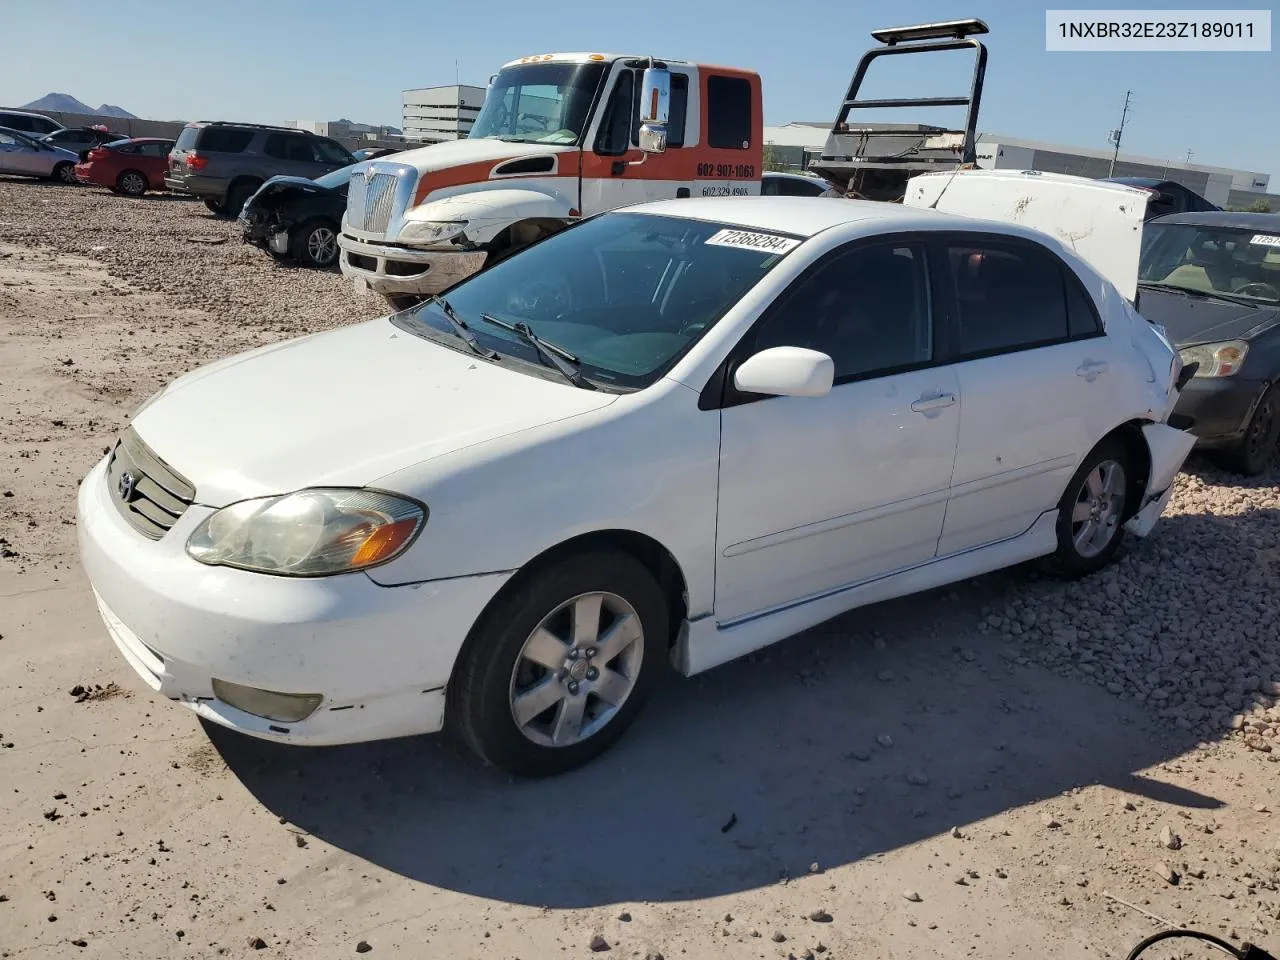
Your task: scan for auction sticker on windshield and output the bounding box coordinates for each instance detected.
[1249,234,1280,247]
[705,229,801,254]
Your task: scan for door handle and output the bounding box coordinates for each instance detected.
[910,392,957,413]
[1076,360,1109,380]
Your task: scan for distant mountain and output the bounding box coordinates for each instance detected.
[20,93,138,119]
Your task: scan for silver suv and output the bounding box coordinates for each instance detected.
[165,121,355,216]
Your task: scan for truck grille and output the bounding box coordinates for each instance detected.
[347,172,399,234]
[106,427,196,540]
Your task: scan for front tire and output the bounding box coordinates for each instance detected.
[289,218,340,268]
[448,550,668,777]
[1050,437,1131,578]
[1216,385,1279,476]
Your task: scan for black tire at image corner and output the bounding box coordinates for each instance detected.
[447,550,669,778]
[1217,385,1279,477]
[1050,436,1132,579]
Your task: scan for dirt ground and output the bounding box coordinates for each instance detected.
[1,177,1278,960]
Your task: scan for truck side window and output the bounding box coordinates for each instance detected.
[595,71,635,157]
[707,75,752,150]
[631,73,688,149]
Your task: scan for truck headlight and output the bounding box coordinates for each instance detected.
[186,489,425,576]
[398,220,467,244]
[1179,340,1249,378]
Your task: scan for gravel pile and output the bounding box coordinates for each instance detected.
[982,463,1280,752]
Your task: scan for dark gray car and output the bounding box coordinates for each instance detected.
[164,121,356,216]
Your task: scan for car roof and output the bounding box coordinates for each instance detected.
[0,108,55,118]
[628,195,999,239]
[1150,210,1280,229]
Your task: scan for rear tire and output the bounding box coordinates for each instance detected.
[448,550,668,778]
[289,218,340,268]
[116,170,148,197]
[1049,437,1131,579]
[1215,385,1279,476]
[203,197,227,215]
[224,180,259,219]
[52,162,77,185]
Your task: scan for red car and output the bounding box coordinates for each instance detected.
[74,138,175,196]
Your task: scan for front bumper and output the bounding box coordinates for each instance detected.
[239,215,291,253]
[76,455,511,746]
[338,233,488,297]
[1172,376,1268,446]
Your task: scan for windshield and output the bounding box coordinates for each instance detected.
[1140,223,1280,303]
[469,62,607,145]
[314,163,357,190]
[393,212,800,389]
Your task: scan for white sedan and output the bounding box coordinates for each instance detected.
[78,196,1194,776]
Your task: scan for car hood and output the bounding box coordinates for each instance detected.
[1137,285,1280,345]
[130,317,617,506]
[380,137,574,177]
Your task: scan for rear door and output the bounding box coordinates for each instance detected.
[934,232,1122,556]
[136,141,174,185]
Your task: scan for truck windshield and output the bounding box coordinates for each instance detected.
[469,62,608,146]
[1140,223,1280,303]
[393,212,802,390]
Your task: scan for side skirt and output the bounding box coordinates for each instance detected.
[672,510,1059,677]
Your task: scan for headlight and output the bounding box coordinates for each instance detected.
[397,220,467,245]
[1178,340,1249,378]
[186,489,425,577]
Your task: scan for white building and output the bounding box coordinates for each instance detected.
[402,85,486,143]
[762,122,1273,209]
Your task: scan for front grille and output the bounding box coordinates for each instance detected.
[346,171,399,234]
[106,427,195,540]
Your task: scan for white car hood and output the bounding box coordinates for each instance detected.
[904,169,1150,301]
[380,138,575,177]
[130,318,616,506]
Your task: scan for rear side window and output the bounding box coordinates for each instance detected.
[1,114,36,133]
[946,239,1100,357]
[174,126,199,151]
[197,127,253,153]
[706,75,753,150]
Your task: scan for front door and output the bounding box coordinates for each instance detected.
[935,234,1124,555]
[713,239,961,623]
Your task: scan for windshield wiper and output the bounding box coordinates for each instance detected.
[1137,281,1254,305]
[429,295,497,359]
[479,313,594,389]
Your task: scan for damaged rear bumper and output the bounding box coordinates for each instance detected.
[1124,422,1197,538]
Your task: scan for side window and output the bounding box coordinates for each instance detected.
[753,243,933,381]
[200,127,253,153]
[706,75,753,150]
[286,136,318,162]
[116,143,141,155]
[759,176,780,196]
[140,142,170,157]
[0,132,17,147]
[595,70,635,156]
[315,139,352,164]
[947,240,1076,356]
[629,72,688,149]
[263,134,290,159]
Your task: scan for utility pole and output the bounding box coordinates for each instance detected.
[1106,90,1132,177]
[1183,149,1194,166]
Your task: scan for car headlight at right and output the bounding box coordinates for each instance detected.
[397,220,467,245]
[1179,340,1249,378]
[186,488,426,576]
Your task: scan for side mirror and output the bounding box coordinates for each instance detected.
[638,65,671,155]
[733,346,834,398]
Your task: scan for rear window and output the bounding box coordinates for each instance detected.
[196,127,254,153]
[174,127,199,151]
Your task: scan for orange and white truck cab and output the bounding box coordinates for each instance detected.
[338,53,763,305]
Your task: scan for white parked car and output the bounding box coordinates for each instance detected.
[78,195,1194,776]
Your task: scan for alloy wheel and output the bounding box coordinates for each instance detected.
[1070,459,1126,559]
[508,592,644,748]
[306,226,337,265]
[121,172,146,195]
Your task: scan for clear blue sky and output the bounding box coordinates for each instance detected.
[4,0,1276,182]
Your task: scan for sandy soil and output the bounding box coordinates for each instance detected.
[1,177,1278,960]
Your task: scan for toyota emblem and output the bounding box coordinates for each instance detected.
[117,470,137,502]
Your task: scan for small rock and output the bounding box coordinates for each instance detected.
[52,792,66,800]
[294,834,307,848]
[906,770,929,787]
[950,826,963,839]
[1122,801,1137,812]
[1041,812,1061,829]
[877,670,895,682]
[589,935,610,953]
[247,937,268,950]
[848,749,871,762]
[995,869,1008,879]
[1254,805,1270,814]
[876,734,894,749]
[903,890,922,902]
[69,685,85,698]
[71,939,88,948]
[955,876,969,886]
[772,931,787,943]
[1154,861,1180,885]
[808,909,832,923]
[1159,825,1182,850]
[644,953,664,960]
[355,941,372,954]
[723,913,732,922]
[618,911,632,922]
[42,808,61,822]
[809,862,821,874]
